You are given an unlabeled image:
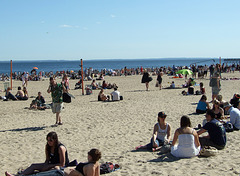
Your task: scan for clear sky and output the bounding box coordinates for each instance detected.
[0,0,240,60]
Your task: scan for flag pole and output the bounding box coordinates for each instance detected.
[81,59,84,95]
[10,60,13,90]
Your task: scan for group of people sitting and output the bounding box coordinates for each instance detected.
[91,79,118,90]
[182,78,206,95]
[5,132,102,176]
[1,86,28,101]
[136,104,240,158]
[98,88,122,102]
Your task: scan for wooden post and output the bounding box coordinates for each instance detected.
[10,60,12,90]
[81,59,84,95]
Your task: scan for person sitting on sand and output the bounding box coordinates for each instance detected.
[216,94,226,109]
[30,92,46,110]
[98,89,109,101]
[5,149,101,176]
[4,87,17,101]
[230,93,240,109]
[223,102,240,130]
[196,95,210,114]
[197,109,226,150]
[15,86,27,100]
[102,80,108,89]
[111,87,120,101]
[6,132,69,175]
[212,100,224,120]
[23,86,29,98]
[199,82,205,94]
[91,79,98,90]
[171,115,201,158]
[170,81,175,88]
[136,111,171,152]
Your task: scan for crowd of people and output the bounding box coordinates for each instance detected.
[2,62,240,175]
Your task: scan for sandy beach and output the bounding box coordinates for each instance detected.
[1,72,240,176]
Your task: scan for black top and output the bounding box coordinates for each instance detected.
[48,143,69,166]
[203,119,226,146]
[141,72,149,83]
[76,162,90,176]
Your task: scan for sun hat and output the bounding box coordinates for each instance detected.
[158,111,167,118]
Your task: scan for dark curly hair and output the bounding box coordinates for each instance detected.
[88,149,101,163]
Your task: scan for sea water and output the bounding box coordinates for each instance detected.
[0,58,218,74]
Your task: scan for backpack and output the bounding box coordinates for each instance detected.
[100,162,115,174]
[223,122,234,132]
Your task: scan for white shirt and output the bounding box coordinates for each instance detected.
[111,90,120,101]
[229,107,240,129]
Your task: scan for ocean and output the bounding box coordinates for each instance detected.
[0,58,218,75]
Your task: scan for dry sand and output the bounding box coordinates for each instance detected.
[0,72,240,176]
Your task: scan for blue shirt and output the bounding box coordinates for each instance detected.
[229,107,240,129]
[196,101,207,111]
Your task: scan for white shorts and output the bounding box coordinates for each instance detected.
[52,102,63,113]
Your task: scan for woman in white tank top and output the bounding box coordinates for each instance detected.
[136,111,171,152]
[171,115,201,158]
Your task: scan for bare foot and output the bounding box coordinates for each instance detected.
[5,171,13,176]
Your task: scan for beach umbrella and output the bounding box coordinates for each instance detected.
[33,67,38,69]
[176,69,193,75]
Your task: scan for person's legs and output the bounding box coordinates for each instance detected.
[55,103,63,125]
[145,82,149,91]
[199,137,224,150]
[19,163,46,175]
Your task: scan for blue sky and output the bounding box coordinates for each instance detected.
[0,0,240,60]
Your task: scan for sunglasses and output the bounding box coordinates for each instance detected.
[47,139,54,142]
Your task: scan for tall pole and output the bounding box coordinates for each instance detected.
[10,60,12,90]
[81,59,84,95]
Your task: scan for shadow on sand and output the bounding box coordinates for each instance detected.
[0,125,55,133]
[148,153,181,163]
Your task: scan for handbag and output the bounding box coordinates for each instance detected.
[63,93,71,103]
[200,146,218,157]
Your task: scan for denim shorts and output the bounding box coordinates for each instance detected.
[212,87,220,95]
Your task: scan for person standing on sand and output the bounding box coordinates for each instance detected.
[157,69,163,90]
[210,73,221,102]
[141,69,151,91]
[47,77,66,125]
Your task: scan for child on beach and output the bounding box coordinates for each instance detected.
[136,112,171,152]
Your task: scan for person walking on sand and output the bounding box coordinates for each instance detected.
[47,77,66,125]
[141,69,151,91]
[157,69,163,90]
